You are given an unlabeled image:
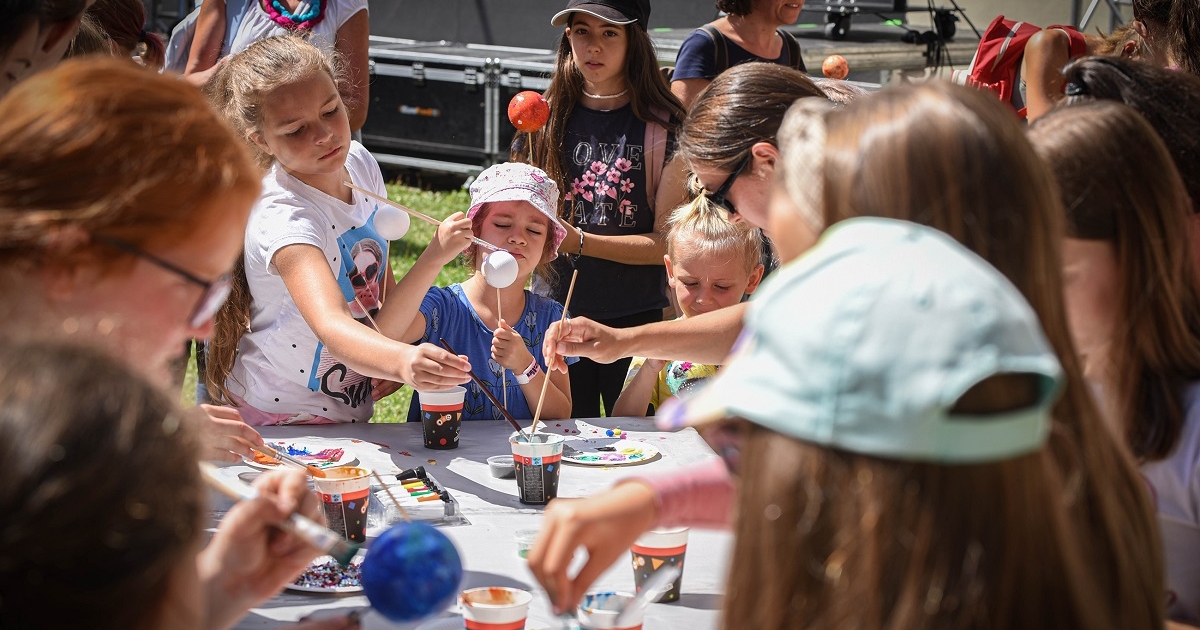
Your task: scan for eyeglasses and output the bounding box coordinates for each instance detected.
[94,235,233,329]
[704,154,751,216]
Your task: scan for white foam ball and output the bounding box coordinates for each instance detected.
[373,205,411,241]
[482,251,519,288]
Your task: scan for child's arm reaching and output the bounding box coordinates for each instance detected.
[273,243,470,391]
[375,212,475,343]
[493,319,572,420]
[612,358,666,417]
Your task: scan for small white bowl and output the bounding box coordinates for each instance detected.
[487,455,516,479]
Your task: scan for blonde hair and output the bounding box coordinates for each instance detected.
[204,34,343,169]
[665,196,762,274]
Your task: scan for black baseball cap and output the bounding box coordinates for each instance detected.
[550,0,652,30]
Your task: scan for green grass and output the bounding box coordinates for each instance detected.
[181,183,473,423]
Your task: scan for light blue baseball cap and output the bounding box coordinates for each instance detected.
[657,217,1064,464]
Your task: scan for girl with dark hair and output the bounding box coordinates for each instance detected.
[1030,100,1200,624]
[86,0,165,68]
[670,0,807,109]
[522,0,690,419]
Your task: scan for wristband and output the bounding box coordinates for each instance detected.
[578,230,585,257]
[515,358,540,384]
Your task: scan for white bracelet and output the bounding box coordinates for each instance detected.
[515,359,540,385]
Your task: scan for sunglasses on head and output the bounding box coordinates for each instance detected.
[94,234,232,329]
[704,154,751,216]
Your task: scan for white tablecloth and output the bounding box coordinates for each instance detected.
[220,417,730,630]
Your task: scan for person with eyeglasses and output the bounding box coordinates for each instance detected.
[0,56,272,466]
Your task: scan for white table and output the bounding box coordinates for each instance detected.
[220,417,730,630]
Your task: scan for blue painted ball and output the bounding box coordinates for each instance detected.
[362,521,463,622]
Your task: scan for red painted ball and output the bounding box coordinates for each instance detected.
[822,54,850,80]
[508,91,550,132]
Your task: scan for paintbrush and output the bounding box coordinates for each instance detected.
[528,269,578,436]
[344,182,506,253]
[199,462,360,567]
[438,338,525,436]
[248,443,329,478]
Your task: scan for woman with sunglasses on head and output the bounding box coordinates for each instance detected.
[0,56,269,463]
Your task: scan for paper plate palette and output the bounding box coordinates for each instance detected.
[287,555,364,594]
[561,437,661,466]
[243,440,358,471]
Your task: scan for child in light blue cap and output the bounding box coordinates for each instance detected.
[651,216,1110,629]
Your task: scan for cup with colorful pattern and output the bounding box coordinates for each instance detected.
[311,465,372,543]
[630,527,688,603]
[459,586,533,629]
[419,386,465,450]
[508,431,565,505]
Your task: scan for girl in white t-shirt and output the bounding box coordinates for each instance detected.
[204,35,472,425]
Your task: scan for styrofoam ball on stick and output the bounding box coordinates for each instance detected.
[507,91,550,133]
[373,204,411,241]
[822,54,850,80]
[482,251,519,288]
[361,521,463,623]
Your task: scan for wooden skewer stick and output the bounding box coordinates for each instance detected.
[498,287,507,413]
[371,469,411,522]
[344,182,505,253]
[528,269,578,437]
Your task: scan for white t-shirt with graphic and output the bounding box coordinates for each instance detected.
[1142,382,1200,623]
[229,142,387,423]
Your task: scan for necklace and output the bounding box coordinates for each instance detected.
[581,88,628,99]
[260,0,325,29]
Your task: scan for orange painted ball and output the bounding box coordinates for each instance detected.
[507,91,550,132]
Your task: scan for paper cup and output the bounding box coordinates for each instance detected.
[460,587,532,630]
[312,466,371,543]
[630,527,688,603]
[508,431,565,505]
[419,386,465,450]
[576,591,643,630]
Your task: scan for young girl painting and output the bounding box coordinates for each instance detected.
[379,162,575,422]
[612,197,764,417]
[522,0,690,418]
[205,35,470,425]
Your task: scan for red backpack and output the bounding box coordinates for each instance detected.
[953,15,1085,109]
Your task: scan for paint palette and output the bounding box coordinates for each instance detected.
[242,440,358,471]
[561,437,661,466]
[287,555,365,594]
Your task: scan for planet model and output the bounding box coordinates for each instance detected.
[507,91,550,133]
[822,54,850,80]
[482,251,520,289]
[373,204,411,241]
[361,521,463,622]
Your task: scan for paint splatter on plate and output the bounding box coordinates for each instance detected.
[242,440,357,470]
[287,555,364,594]
[561,437,661,466]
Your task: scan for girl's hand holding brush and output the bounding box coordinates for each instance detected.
[198,469,325,630]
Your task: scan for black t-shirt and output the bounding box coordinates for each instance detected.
[540,104,669,320]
